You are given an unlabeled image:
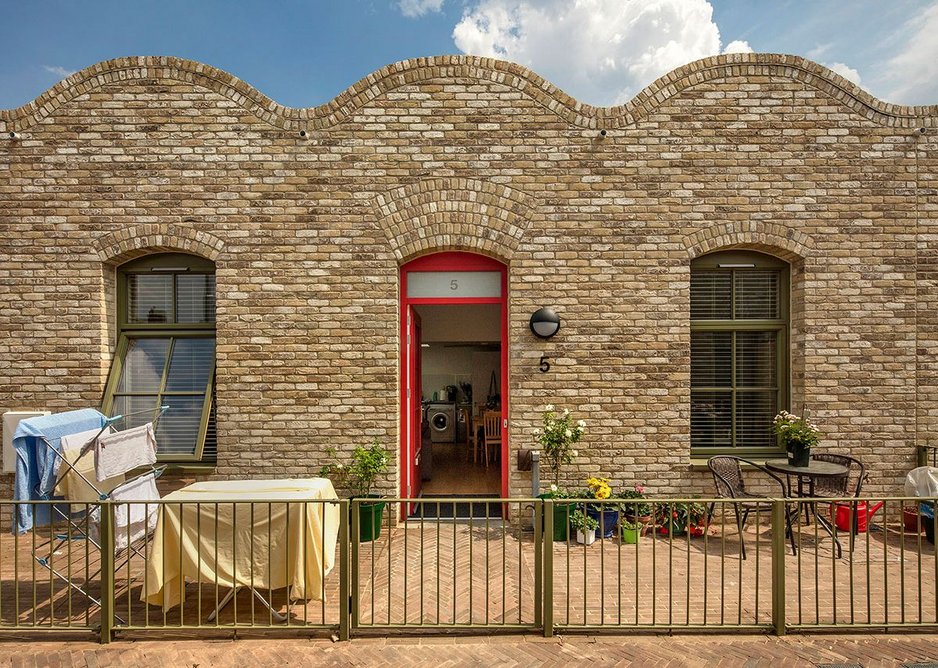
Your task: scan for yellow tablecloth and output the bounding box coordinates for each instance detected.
[143,478,339,611]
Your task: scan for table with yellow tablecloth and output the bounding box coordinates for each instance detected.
[143,478,339,611]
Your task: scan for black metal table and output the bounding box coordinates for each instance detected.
[766,458,850,557]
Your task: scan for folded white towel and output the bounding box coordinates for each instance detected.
[94,423,157,481]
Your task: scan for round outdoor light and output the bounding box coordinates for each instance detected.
[529,307,561,339]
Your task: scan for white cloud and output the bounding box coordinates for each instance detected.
[399,0,444,18]
[43,65,76,79]
[806,43,832,61]
[824,61,862,87]
[881,3,938,105]
[452,0,754,105]
[722,39,753,54]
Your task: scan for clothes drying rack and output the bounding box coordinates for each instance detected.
[32,405,169,622]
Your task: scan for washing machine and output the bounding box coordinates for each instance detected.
[428,402,456,442]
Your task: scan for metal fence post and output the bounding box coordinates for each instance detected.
[533,498,543,629]
[350,499,360,631]
[543,499,553,638]
[99,501,115,644]
[771,498,787,636]
[338,500,350,641]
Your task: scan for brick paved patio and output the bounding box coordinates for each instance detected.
[1,501,936,637]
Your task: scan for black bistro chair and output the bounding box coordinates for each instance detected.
[809,452,867,552]
[708,456,797,559]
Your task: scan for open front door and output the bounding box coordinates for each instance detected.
[405,306,423,512]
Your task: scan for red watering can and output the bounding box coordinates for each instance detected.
[831,501,884,533]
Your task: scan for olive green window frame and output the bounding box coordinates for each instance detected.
[102,253,216,462]
[690,250,790,456]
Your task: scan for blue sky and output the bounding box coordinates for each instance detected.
[2,0,937,109]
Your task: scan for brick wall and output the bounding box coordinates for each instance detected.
[1,54,935,500]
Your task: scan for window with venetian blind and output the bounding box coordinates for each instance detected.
[690,250,789,454]
[102,253,217,462]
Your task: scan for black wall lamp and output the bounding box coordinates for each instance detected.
[529,307,561,339]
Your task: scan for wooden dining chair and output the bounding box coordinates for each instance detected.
[482,411,501,468]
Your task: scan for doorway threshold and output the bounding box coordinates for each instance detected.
[407,495,503,521]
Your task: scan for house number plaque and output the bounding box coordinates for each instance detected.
[539,355,550,373]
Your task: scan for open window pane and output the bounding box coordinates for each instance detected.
[165,339,214,391]
[735,331,777,388]
[127,275,173,324]
[735,391,778,448]
[735,271,779,320]
[115,338,169,393]
[155,395,205,457]
[691,272,732,320]
[691,391,732,448]
[691,331,732,387]
[111,395,161,429]
[177,275,216,323]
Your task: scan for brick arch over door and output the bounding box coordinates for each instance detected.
[373,177,535,262]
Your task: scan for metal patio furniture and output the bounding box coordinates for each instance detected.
[707,456,797,559]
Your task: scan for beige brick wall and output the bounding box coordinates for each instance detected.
[0,54,935,501]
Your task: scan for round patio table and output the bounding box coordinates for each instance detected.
[765,458,849,557]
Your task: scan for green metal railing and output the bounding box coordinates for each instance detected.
[1,494,937,642]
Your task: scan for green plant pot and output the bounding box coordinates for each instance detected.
[620,526,640,544]
[357,497,386,543]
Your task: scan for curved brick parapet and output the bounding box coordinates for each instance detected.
[1,53,935,133]
[93,224,226,265]
[373,177,535,262]
[683,222,814,263]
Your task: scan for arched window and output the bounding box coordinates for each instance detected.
[102,253,216,461]
[690,250,789,453]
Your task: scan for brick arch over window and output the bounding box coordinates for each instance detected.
[93,224,225,266]
[683,222,813,263]
[373,177,535,262]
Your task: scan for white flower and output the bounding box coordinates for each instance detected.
[563,408,570,416]
[571,450,578,458]
[565,429,572,438]
[336,463,344,469]
[550,484,558,492]
[532,428,540,435]
[545,404,554,411]
[578,420,586,428]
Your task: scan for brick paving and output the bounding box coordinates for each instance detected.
[2,634,938,667]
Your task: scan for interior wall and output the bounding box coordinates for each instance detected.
[421,347,500,405]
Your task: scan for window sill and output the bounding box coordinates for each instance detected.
[154,462,217,475]
[688,455,785,472]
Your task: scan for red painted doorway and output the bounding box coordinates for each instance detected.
[400,252,509,506]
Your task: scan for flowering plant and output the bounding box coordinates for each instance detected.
[540,483,572,499]
[772,410,820,449]
[584,476,612,500]
[619,484,651,518]
[534,405,585,486]
[655,501,707,533]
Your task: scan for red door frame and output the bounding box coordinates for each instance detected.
[400,252,509,500]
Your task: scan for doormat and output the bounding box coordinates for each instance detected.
[409,495,502,520]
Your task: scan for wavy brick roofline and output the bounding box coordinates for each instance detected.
[2,53,936,133]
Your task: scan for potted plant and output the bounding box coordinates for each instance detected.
[620,483,652,531]
[620,517,641,544]
[656,501,707,537]
[772,410,820,467]
[583,476,619,538]
[569,509,599,545]
[320,439,391,543]
[534,405,586,541]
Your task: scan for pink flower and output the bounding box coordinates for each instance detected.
[635,485,645,494]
